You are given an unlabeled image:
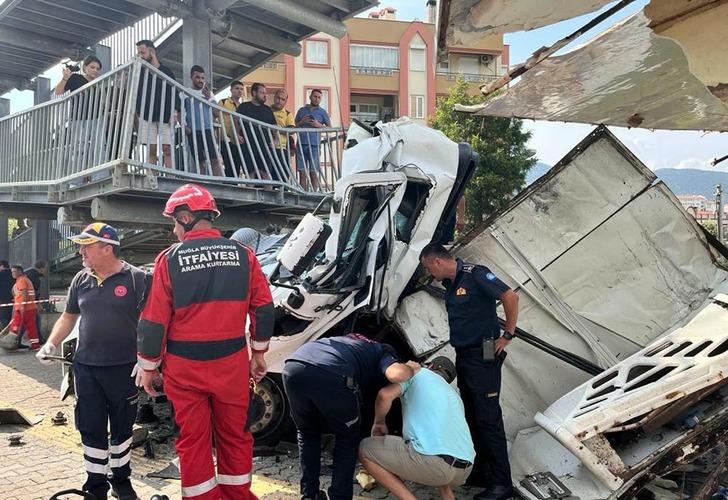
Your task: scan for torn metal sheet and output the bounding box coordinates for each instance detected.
[456,11,728,132]
[438,0,611,50]
[454,126,728,441]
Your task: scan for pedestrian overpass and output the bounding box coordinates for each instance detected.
[0,0,375,282]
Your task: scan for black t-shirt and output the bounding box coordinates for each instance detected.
[65,73,91,93]
[65,73,93,118]
[236,101,277,150]
[24,268,41,297]
[287,334,398,391]
[443,259,511,348]
[0,269,14,304]
[66,262,148,366]
[136,63,177,122]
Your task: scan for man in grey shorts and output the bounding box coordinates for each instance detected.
[359,356,475,500]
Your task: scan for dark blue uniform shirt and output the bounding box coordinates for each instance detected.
[66,262,147,366]
[443,259,510,349]
[287,334,398,390]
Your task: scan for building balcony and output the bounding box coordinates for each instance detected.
[436,71,498,83]
[351,66,398,76]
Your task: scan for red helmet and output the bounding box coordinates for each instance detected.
[163,184,220,219]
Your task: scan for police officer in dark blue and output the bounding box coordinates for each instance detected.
[36,223,148,500]
[420,244,519,500]
[282,333,414,500]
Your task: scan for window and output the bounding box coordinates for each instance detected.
[437,59,450,72]
[458,56,479,74]
[305,39,329,66]
[351,44,398,69]
[410,95,425,119]
[409,47,425,71]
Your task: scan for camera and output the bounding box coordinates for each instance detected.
[64,62,80,73]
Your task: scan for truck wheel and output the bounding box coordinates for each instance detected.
[249,374,292,446]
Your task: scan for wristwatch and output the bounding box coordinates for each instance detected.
[502,331,515,341]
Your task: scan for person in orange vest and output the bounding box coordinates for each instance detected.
[136,184,274,499]
[9,265,40,349]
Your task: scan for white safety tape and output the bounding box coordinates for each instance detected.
[0,298,59,308]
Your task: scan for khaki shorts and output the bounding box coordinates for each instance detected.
[359,436,472,487]
[138,119,173,145]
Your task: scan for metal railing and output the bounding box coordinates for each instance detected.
[351,66,398,76]
[0,58,345,193]
[436,71,498,82]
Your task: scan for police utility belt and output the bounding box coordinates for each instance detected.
[455,337,507,362]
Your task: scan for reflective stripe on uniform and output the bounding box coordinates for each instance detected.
[110,436,133,454]
[84,459,108,474]
[137,355,160,370]
[181,476,218,497]
[218,473,252,486]
[251,340,269,351]
[82,445,109,460]
[110,452,131,468]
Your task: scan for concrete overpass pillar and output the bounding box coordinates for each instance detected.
[182,4,213,87]
[34,77,51,105]
[94,44,112,74]
[0,98,9,261]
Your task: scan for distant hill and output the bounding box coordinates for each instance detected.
[525,161,552,185]
[654,169,728,198]
[524,164,728,198]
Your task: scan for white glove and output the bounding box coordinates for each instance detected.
[36,342,57,365]
[131,363,143,386]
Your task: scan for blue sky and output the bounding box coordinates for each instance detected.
[363,0,727,172]
[4,1,725,172]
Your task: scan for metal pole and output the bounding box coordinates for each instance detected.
[716,184,723,242]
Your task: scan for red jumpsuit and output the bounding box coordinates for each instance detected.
[137,228,274,500]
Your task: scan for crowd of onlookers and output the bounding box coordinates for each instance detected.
[0,260,46,350]
[54,40,333,190]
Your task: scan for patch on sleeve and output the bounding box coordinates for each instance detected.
[485,272,497,281]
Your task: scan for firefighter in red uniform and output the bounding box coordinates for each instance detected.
[135,184,274,500]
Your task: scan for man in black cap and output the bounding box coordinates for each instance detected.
[359,356,475,500]
[37,222,148,500]
[282,333,414,500]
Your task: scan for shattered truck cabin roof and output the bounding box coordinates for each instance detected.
[439,0,728,132]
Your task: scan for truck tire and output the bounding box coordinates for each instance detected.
[249,374,293,446]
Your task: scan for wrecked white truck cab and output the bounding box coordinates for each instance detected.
[250,119,728,499]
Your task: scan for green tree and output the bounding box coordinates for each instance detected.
[702,220,718,237]
[430,76,536,227]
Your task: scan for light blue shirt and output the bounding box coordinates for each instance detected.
[398,368,475,462]
[295,105,331,145]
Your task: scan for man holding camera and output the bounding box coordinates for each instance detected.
[419,244,519,500]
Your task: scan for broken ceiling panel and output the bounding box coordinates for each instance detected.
[645,0,728,101]
[456,11,728,132]
[438,0,612,48]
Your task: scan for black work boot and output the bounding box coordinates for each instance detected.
[110,478,139,500]
[473,485,515,500]
[302,491,327,500]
